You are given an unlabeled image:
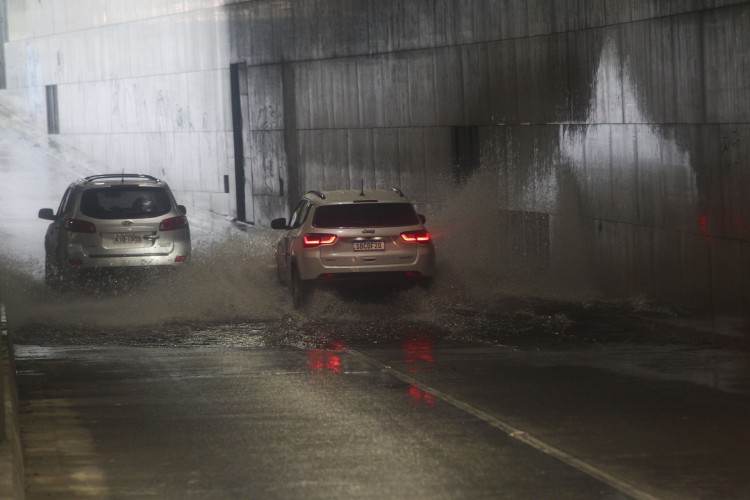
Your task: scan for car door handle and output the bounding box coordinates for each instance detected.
[144,235,160,241]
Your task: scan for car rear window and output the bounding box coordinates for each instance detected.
[312,203,420,228]
[80,187,172,219]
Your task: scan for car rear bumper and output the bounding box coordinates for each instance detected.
[62,241,191,268]
[64,253,191,269]
[297,248,435,281]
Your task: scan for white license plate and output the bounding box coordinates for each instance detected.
[353,240,385,251]
[113,233,142,244]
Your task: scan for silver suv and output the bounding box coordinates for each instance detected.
[38,174,191,289]
[271,188,436,308]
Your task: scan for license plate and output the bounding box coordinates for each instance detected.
[113,233,142,244]
[353,240,385,251]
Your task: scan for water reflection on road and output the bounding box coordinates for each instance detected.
[304,335,440,407]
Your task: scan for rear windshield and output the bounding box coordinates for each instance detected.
[80,187,172,219]
[312,203,420,228]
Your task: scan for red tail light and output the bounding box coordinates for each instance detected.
[303,233,337,247]
[65,219,96,233]
[400,230,431,243]
[159,216,188,231]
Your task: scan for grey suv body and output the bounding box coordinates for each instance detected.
[271,189,436,308]
[38,174,191,288]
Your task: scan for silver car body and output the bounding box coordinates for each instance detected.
[39,174,191,285]
[273,189,436,288]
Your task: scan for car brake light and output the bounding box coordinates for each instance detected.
[303,233,337,247]
[65,219,96,233]
[160,216,188,231]
[400,230,431,243]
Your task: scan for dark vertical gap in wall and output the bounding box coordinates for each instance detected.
[0,0,7,89]
[452,125,479,184]
[282,62,298,216]
[230,63,246,222]
[45,85,59,134]
[697,12,707,122]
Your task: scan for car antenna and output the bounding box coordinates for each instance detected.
[359,179,365,197]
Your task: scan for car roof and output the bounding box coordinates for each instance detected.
[72,174,169,189]
[304,188,410,205]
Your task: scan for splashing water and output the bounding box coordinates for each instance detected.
[0,167,592,343]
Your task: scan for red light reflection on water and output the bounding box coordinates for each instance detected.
[403,334,434,373]
[698,215,711,243]
[402,332,438,406]
[306,335,439,407]
[408,386,437,407]
[699,215,708,234]
[308,341,346,374]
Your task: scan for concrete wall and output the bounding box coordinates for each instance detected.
[1,0,748,319]
[225,0,749,319]
[1,0,234,216]
[0,0,7,89]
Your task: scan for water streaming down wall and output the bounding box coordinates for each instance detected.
[0,0,748,320]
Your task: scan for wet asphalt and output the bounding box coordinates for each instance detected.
[10,299,750,499]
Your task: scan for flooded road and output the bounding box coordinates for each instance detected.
[14,343,627,499]
[3,111,750,498]
[11,312,750,499]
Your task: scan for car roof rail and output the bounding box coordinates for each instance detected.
[84,173,160,183]
[306,190,326,200]
[391,187,405,197]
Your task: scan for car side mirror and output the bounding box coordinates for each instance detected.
[418,214,426,224]
[271,218,288,230]
[38,208,56,221]
[178,205,187,215]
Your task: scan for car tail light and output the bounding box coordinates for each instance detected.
[65,219,96,233]
[400,230,431,243]
[174,256,189,263]
[303,233,337,247]
[68,259,83,266]
[159,216,188,231]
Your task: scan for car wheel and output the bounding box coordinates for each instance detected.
[290,267,309,310]
[44,255,62,290]
[276,262,286,285]
[418,277,433,291]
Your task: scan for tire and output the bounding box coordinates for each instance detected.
[290,267,309,310]
[276,263,286,285]
[418,277,433,291]
[44,255,62,291]
[45,255,77,292]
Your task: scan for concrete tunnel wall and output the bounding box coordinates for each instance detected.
[0,0,748,320]
[0,0,235,217]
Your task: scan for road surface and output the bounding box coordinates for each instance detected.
[11,309,750,499]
